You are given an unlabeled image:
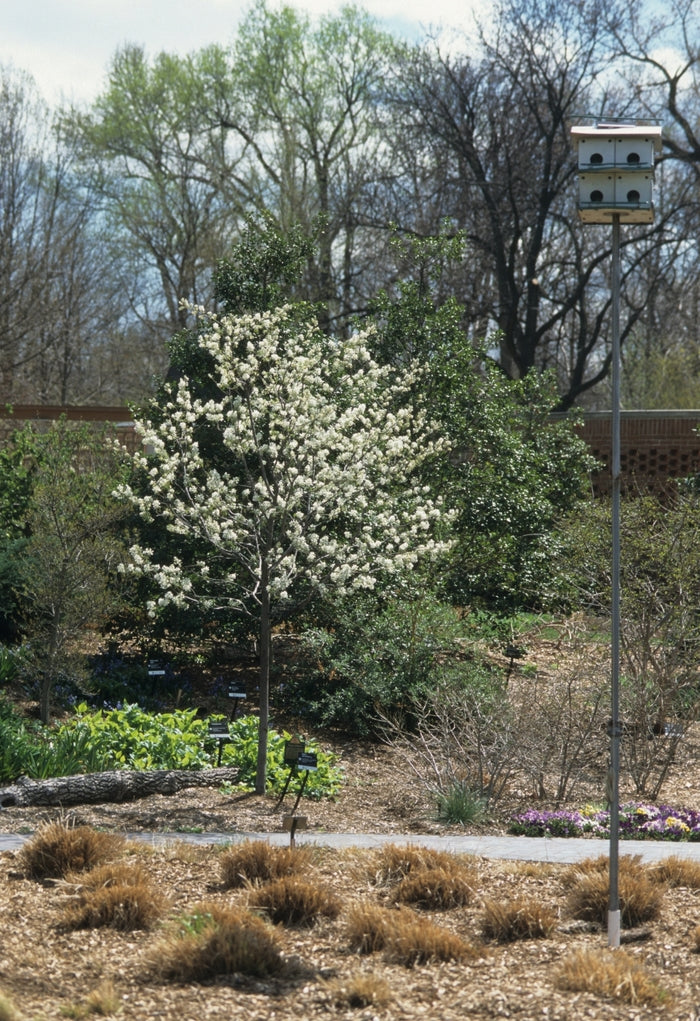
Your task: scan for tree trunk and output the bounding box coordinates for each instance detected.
[0,767,240,808]
[255,571,271,795]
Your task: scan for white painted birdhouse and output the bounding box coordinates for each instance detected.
[571,124,662,223]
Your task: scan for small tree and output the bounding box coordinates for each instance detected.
[19,421,130,723]
[120,303,451,793]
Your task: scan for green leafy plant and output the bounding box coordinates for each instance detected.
[0,697,112,783]
[62,703,213,771]
[220,714,342,799]
[436,782,486,825]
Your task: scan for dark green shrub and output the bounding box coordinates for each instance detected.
[84,651,188,711]
[282,589,467,734]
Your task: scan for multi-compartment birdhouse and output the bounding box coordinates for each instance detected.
[571,123,662,223]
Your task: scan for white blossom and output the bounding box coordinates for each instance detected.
[120,303,453,621]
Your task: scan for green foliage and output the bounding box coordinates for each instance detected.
[436,782,487,825]
[213,214,315,315]
[434,359,596,612]
[3,420,132,723]
[220,715,341,799]
[0,423,50,640]
[0,644,25,687]
[284,588,467,734]
[0,698,111,784]
[0,705,342,800]
[64,703,213,771]
[369,244,596,613]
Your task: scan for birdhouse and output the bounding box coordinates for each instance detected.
[571,124,662,223]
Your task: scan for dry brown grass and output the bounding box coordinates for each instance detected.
[59,863,167,931]
[219,839,314,889]
[370,843,466,885]
[19,821,124,880]
[393,866,475,910]
[480,896,558,942]
[0,990,21,1021]
[566,866,664,928]
[345,900,413,954]
[247,874,342,926]
[505,861,560,879]
[61,978,120,1018]
[647,854,700,889]
[382,911,482,967]
[146,901,285,982]
[326,971,394,1009]
[555,949,668,1006]
[561,853,644,887]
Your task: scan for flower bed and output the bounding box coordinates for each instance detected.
[509,803,700,841]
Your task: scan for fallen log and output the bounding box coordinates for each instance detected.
[0,767,241,808]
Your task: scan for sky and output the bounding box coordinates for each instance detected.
[0,0,489,106]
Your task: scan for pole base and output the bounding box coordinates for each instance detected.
[608,909,621,948]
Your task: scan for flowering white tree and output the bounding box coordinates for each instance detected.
[119,303,451,792]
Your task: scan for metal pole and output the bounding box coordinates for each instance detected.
[609,213,621,949]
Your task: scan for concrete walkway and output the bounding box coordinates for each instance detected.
[3,830,700,864]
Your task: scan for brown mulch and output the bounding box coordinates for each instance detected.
[1,730,700,1019]
[1,827,700,1020]
[3,627,700,1020]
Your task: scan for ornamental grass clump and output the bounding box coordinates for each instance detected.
[346,901,414,954]
[382,912,481,968]
[648,854,700,889]
[393,866,475,910]
[436,782,486,825]
[567,863,664,928]
[60,863,167,931]
[20,821,124,879]
[561,853,643,888]
[327,972,394,1009]
[65,979,120,1018]
[0,990,21,1021]
[556,949,667,1006]
[371,843,465,886]
[147,902,284,982]
[480,896,558,942]
[247,875,342,927]
[219,839,314,889]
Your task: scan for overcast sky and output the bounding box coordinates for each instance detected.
[0,0,489,106]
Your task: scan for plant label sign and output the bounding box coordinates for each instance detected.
[147,659,166,676]
[228,681,246,699]
[284,739,305,766]
[208,720,230,740]
[297,751,318,772]
[283,814,308,831]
